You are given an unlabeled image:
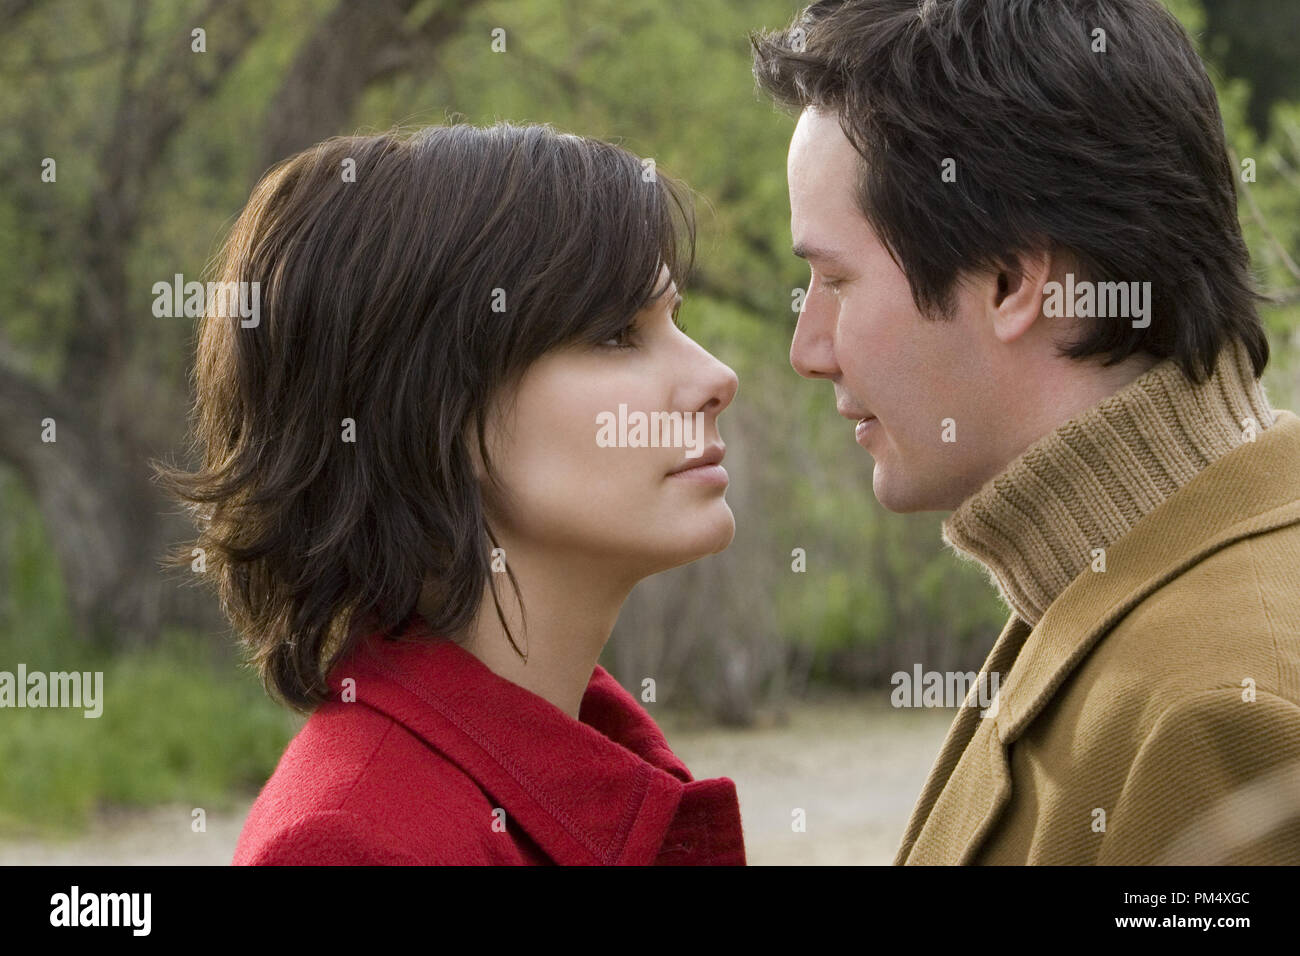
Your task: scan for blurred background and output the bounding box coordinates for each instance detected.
[0,0,1297,864]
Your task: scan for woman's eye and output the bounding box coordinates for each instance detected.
[600,324,637,349]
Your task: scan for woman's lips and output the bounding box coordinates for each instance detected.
[666,463,729,485]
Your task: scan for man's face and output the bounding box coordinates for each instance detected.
[787,107,1005,512]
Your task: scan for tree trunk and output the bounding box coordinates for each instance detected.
[0,0,488,649]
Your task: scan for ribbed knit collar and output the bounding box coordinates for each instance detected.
[942,339,1276,627]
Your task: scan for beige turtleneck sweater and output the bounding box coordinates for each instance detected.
[942,338,1276,627]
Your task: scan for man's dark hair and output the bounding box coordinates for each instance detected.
[752,0,1268,381]
[153,122,694,712]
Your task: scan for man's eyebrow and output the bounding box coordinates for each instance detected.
[792,243,851,269]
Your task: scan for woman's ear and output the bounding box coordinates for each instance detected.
[465,415,489,484]
[468,390,514,488]
[988,247,1054,344]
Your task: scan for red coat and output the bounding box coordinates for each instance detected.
[233,616,747,865]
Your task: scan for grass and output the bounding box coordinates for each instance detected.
[0,627,301,838]
[0,470,300,837]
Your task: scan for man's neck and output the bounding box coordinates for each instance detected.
[942,339,1275,625]
[987,351,1164,498]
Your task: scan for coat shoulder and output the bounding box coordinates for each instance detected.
[1099,519,1300,705]
[233,701,525,865]
[1096,686,1300,863]
[235,807,424,865]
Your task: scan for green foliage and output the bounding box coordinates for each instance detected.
[0,471,71,655]
[0,473,298,836]
[0,629,299,836]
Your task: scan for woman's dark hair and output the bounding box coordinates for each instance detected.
[752,0,1269,382]
[153,122,695,712]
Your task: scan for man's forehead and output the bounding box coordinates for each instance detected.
[789,117,861,212]
[790,108,858,164]
[789,113,866,256]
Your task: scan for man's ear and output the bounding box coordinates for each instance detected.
[987,247,1054,344]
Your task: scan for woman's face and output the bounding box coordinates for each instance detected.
[479,266,739,582]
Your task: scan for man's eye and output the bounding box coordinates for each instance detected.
[822,278,843,297]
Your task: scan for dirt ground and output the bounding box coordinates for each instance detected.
[662,699,954,864]
[0,698,953,866]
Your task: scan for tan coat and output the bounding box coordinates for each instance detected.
[896,410,1300,864]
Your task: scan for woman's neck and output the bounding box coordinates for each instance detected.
[436,542,638,720]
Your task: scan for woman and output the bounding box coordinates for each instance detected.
[156,123,744,865]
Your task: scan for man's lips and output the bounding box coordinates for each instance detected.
[836,404,874,423]
[837,405,877,445]
[854,416,878,444]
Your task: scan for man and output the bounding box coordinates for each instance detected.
[753,0,1300,864]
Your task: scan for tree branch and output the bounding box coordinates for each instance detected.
[257,0,487,171]
[1232,147,1300,287]
[61,0,264,395]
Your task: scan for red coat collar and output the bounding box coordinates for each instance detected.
[326,616,745,865]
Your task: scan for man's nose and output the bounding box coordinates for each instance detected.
[790,296,836,380]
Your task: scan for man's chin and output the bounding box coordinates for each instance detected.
[872,466,946,514]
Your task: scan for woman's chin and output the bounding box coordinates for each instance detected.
[654,509,737,567]
[710,509,737,553]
